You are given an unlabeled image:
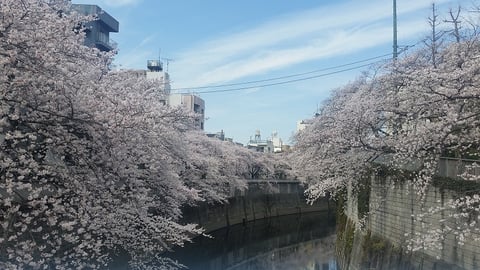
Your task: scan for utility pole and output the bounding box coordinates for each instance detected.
[393,0,398,59]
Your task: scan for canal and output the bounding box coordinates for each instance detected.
[168,211,337,270]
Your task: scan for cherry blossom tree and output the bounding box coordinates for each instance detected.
[0,1,285,268]
[291,5,480,251]
[290,72,390,202]
[0,0,203,268]
[180,131,248,203]
[179,131,288,203]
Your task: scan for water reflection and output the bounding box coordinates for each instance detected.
[169,211,337,270]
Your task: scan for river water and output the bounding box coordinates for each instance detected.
[168,211,337,270]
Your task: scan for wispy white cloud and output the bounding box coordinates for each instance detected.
[171,0,461,88]
[114,34,156,69]
[137,35,155,47]
[72,0,142,7]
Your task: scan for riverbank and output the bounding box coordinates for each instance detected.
[338,170,480,270]
[181,181,334,233]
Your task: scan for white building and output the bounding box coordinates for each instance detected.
[146,60,171,95]
[144,59,205,130]
[296,119,312,132]
[296,113,319,133]
[168,94,205,130]
[247,130,274,153]
[271,132,283,153]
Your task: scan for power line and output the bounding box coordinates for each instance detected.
[171,52,394,92]
[177,58,391,94]
[185,62,374,94]
[175,46,419,94]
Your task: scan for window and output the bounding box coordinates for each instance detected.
[194,104,201,113]
[98,31,109,44]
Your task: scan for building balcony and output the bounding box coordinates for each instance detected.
[95,37,117,52]
[72,4,119,33]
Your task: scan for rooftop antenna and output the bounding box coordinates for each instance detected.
[161,57,175,73]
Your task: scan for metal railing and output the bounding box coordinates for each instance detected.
[95,36,117,51]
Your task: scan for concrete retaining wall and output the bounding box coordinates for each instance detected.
[368,175,480,269]
[181,181,333,233]
[345,174,480,269]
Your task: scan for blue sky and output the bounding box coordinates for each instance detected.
[72,0,471,145]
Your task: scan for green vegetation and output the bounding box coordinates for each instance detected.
[335,192,356,266]
[362,230,387,254]
[357,175,371,219]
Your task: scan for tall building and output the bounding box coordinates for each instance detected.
[71,4,119,52]
[168,94,205,130]
[146,60,171,95]
[143,60,205,130]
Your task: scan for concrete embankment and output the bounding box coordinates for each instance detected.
[340,170,480,270]
[181,181,333,233]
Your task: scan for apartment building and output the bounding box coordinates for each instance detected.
[72,4,119,52]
